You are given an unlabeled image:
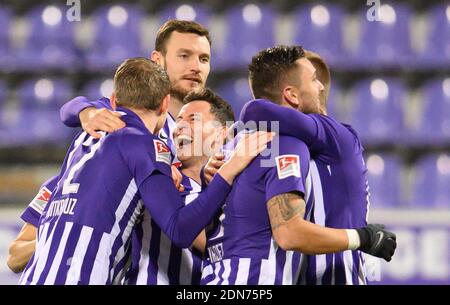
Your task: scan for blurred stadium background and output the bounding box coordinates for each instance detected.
[0,0,449,284]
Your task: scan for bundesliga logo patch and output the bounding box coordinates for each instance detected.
[29,187,52,214]
[153,139,171,165]
[275,155,301,179]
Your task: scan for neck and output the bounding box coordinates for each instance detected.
[169,97,183,118]
[181,157,208,185]
[128,107,160,134]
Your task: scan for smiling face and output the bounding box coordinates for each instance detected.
[157,31,211,102]
[174,100,225,166]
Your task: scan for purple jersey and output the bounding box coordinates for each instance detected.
[125,172,203,285]
[241,99,370,285]
[201,133,314,285]
[21,176,58,227]
[19,107,231,285]
[60,96,178,160]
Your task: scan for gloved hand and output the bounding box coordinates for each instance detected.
[356,224,397,262]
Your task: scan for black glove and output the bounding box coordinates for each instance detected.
[356,224,397,262]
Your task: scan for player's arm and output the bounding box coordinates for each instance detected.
[140,131,274,248]
[192,230,206,253]
[240,99,319,147]
[7,223,36,273]
[60,96,125,138]
[267,192,397,261]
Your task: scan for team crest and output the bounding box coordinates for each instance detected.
[275,155,301,179]
[153,139,171,165]
[29,187,52,214]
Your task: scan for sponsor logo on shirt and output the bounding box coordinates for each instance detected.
[275,155,301,179]
[153,139,171,165]
[29,187,52,215]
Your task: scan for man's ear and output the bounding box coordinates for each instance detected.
[282,86,300,109]
[151,50,163,66]
[159,94,170,114]
[110,92,117,110]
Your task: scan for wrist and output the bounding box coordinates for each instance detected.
[79,107,95,123]
[346,229,361,250]
[217,162,235,185]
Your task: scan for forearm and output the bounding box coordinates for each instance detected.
[241,100,318,146]
[287,218,349,254]
[141,173,231,249]
[60,96,107,127]
[7,240,36,273]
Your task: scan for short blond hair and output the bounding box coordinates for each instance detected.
[114,57,170,110]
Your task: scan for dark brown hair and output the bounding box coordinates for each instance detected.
[248,45,306,104]
[183,88,235,125]
[155,19,211,54]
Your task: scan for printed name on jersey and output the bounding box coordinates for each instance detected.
[275,155,301,179]
[153,139,171,165]
[207,243,224,263]
[29,187,52,214]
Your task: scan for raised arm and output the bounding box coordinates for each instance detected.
[60,96,125,138]
[240,99,319,146]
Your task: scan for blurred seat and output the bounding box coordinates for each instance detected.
[365,153,403,208]
[352,3,413,68]
[214,77,253,119]
[158,3,211,28]
[85,4,144,71]
[414,78,450,143]
[417,4,450,68]
[0,80,6,107]
[411,154,450,208]
[324,83,345,122]
[347,78,405,144]
[0,108,72,147]
[215,3,276,69]
[17,78,73,110]
[15,5,78,71]
[81,78,114,101]
[292,3,346,67]
[0,6,13,71]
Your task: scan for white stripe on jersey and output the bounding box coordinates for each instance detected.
[30,222,59,284]
[156,233,171,284]
[44,222,74,284]
[20,222,50,284]
[134,176,202,285]
[258,239,278,284]
[283,251,294,284]
[109,179,139,280]
[310,161,327,284]
[235,258,251,285]
[221,260,232,285]
[344,250,354,285]
[136,211,152,285]
[89,232,113,284]
[65,226,94,284]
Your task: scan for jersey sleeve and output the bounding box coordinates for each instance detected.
[263,135,311,202]
[120,133,173,188]
[240,99,342,158]
[20,175,59,227]
[60,96,112,127]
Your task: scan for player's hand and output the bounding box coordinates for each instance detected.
[219,131,275,185]
[171,165,185,192]
[79,107,126,139]
[203,153,225,185]
[356,224,397,262]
